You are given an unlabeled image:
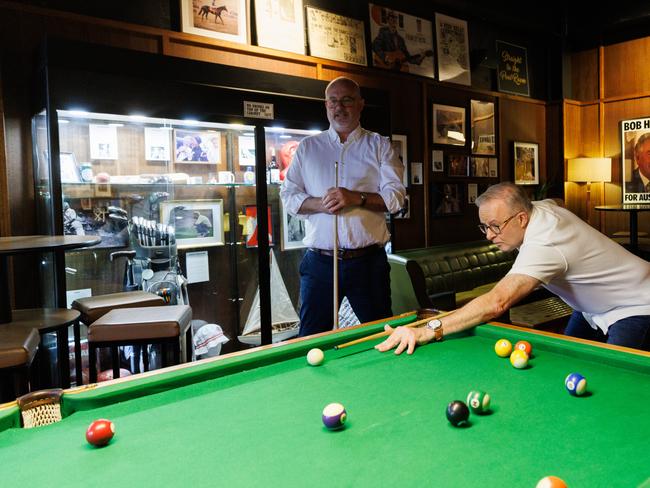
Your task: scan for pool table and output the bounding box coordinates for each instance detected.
[1,312,649,487]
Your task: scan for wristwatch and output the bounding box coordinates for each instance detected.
[425,318,444,342]
[359,192,367,207]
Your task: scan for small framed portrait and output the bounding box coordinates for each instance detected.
[513,141,539,185]
[59,152,81,183]
[470,100,496,155]
[180,0,249,45]
[470,156,490,177]
[391,134,408,187]
[432,150,444,172]
[489,158,498,177]
[145,127,171,161]
[174,129,222,165]
[447,154,468,177]
[89,124,118,160]
[160,200,225,249]
[431,183,462,216]
[433,104,466,146]
[280,200,306,250]
[467,183,478,204]
[244,205,273,248]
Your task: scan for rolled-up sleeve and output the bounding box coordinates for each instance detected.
[279,143,310,219]
[377,137,406,214]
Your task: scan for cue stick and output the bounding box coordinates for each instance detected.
[333,161,339,329]
[333,311,453,350]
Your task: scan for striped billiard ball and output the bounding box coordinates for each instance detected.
[509,349,529,369]
[536,475,567,488]
[466,390,491,413]
[565,372,587,396]
[322,402,347,430]
[515,340,532,356]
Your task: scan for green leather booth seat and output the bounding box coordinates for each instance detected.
[388,240,516,314]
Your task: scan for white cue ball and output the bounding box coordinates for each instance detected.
[307,348,325,366]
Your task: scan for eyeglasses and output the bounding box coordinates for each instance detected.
[326,96,356,108]
[478,212,520,235]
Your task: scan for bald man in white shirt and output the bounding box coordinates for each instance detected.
[280,77,406,336]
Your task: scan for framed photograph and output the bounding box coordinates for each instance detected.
[160,200,225,249]
[306,6,367,66]
[471,100,496,155]
[174,129,222,165]
[621,117,650,202]
[489,158,498,177]
[513,142,539,185]
[244,205,273,248]
[391,134,408,187]
[431,183,462,216]
[59,152,81,183]
[254,0,304,54]
[180,0,249,44]
[435,13,471,86]
[432,150,444,172]
[280,200,306,250]
[238,135,256,167]
[410,162,423,185]
[433,104,466,146]
[496,40,530,97]
[447,154,468,177]
[144,127,172,161]
[368,4,434,78]
[468,183,478,204]
[470,156,490,177]
[89,124,118,160]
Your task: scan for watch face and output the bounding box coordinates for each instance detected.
[427,319,442,330]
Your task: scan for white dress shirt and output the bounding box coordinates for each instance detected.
[280,125,405,250]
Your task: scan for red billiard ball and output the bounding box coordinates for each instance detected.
[86,419,115,447]
[515,340,532,356]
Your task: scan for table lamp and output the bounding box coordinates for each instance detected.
[567,157,612,226]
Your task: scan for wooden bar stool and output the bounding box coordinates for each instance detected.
[88,305,192,383]
[71,291,165,385]
[0,325,39,402]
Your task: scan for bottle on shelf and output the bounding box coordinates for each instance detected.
[268,147,280,184]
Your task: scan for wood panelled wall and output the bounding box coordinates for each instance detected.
[0,0,559,255]
[567,37,650,235]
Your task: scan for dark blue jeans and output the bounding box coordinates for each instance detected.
[564,311,650,350]
[298,248,393,336]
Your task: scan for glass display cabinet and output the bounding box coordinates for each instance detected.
[31,39,391,360]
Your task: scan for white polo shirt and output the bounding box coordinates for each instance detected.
[508,199,650,333]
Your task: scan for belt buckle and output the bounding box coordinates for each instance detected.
[336,249,346,259]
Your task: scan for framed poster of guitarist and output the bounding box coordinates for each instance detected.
[368,4,434,78]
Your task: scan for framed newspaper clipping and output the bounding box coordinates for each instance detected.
[305,6,367,66]
[254,0,305,55]
[368,4,434,78]
[435,13,471,86]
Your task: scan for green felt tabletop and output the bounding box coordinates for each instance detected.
[0,319,649,488]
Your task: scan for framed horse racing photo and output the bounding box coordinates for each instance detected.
[180,0,249,45]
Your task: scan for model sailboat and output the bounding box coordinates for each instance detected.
[238,250,300,345]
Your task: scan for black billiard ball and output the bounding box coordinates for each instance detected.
[445,400,470,426]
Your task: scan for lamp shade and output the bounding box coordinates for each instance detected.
[567,158,612,183]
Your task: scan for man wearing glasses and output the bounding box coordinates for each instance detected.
[280,76,406,336]
[377,182,650,354]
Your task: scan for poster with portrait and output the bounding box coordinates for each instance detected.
[435,13,471,86]
[144,127,171,161]
[254,0,305,55]
[306,6,367,66]
[180,0,249,45]
[513,141,539,185]
[89,124,118,160]
[433,104,466,146]
[368,4,434,78]
[621,117,650,203]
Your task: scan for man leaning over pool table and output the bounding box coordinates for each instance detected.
[376,182,650,355]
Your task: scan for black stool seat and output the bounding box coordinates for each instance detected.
[88,305,192,382]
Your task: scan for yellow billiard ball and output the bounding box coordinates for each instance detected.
[494,339,513,357]
[510,349,529,369]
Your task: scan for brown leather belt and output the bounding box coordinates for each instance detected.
[309,245,382,260]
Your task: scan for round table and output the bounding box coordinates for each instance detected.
[594,204,650,252]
